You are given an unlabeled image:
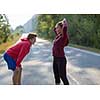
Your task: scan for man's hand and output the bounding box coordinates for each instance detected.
[15,67,22,72]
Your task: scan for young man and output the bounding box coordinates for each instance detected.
[3,33,37,85]
[52,18,69,85]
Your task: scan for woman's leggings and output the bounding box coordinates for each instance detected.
[53,56,69,85]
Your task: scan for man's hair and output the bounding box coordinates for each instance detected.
[27,33,37,40]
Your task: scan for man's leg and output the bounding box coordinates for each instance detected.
[53,57,60,85]
[12,67,22,85]
[17,67,22,85]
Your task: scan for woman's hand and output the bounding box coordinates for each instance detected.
[62,18,67,26]
[60,19,66,35]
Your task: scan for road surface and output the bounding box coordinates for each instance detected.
[0,35,100,85]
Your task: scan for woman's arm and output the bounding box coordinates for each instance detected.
[61,18,68,35]
[56,18,69,47]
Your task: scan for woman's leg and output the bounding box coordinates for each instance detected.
[53,57,60,85]
[59,57,69,85]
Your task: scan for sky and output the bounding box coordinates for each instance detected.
[7,14,34,30]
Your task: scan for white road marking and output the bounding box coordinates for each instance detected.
[68,73,80,85]
[67,46,100,57]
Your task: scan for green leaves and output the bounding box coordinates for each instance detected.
[0,14,11,43]
[14,25,25,34]
[37,14,100,49]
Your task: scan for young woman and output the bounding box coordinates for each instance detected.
[52,18,69,85]
[3,33,37,85]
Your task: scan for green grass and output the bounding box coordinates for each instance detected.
[0,34,21,55]
[69,43,100,54]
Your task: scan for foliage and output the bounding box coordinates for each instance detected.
[36,14,100,49]
[13,25,25,34]
[0,14,11,43]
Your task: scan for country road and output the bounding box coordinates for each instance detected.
[0,35,100,85]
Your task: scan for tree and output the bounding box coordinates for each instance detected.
[36,14,100,49]
[0,14,11,43]
[14,25,25,34]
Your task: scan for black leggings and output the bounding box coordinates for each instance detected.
[53,57,69,85]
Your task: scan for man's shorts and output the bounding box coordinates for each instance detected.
[3,53,16,71]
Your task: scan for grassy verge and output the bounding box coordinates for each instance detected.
[69,43,100,54]
[0,34,21,55]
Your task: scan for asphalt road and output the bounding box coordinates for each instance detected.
[0,35,100,85]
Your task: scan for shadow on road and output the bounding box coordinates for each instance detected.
[65,47,100,69]
[22,40,54,85]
